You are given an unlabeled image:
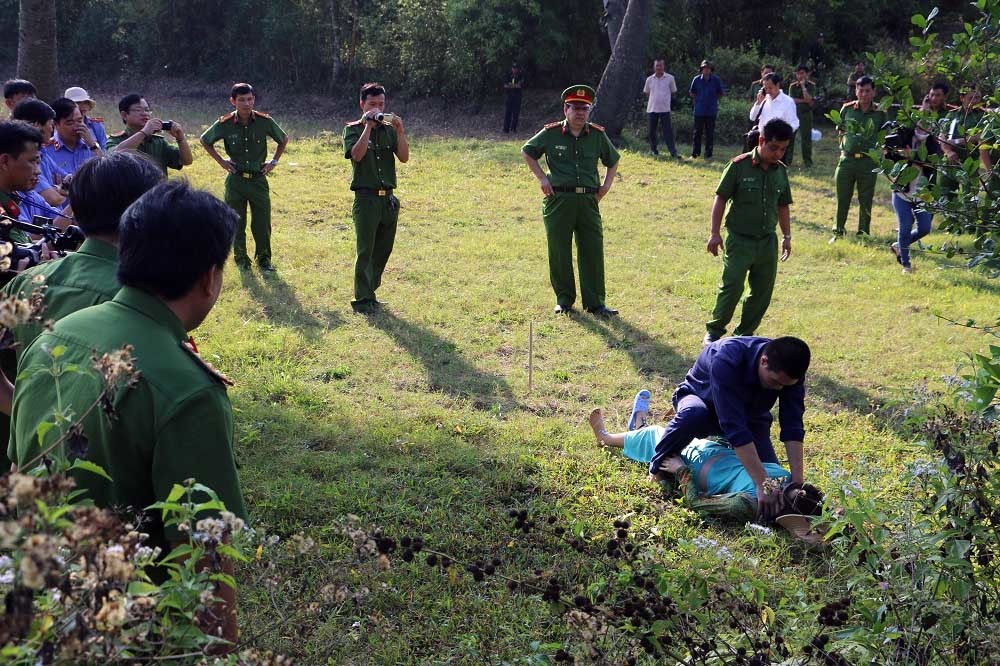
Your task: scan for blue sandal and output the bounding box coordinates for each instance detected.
[627,389,651,431]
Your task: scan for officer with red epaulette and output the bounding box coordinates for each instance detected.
[521,85,620,317]
[703,119,794,346]
[64,87,107,150]
[201,83,289,272]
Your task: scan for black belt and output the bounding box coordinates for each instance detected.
[552,186,598,194]
[354,187,394,197]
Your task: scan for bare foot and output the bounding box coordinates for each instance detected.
[589,408,611,447]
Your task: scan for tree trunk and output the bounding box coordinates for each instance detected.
[16,0,58,101]
[603,0,627,50]
[591,0,651,141]
[330,0,345,85]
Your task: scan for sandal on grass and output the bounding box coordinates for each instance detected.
[628,389,651,431]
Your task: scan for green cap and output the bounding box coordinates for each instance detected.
[562,85,596,105]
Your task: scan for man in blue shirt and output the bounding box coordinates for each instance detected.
[646,336,810,518]
[44,97,102,177]
[11,100,68,209]
[689,59,725,159]
[64,87,107,150]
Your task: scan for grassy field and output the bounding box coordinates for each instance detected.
[147,103,998,663]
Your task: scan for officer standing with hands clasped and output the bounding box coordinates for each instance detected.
[343,82,409,314]
[831,75,885,241]
[201,83,289,273]
[522,85,620,318]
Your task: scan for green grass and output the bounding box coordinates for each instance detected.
[163,112,997,663]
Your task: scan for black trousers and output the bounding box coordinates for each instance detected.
[692,114,716,157]
[647,112,677,155]
[504,96,522,133]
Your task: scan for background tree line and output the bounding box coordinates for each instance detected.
[0,0,980,104]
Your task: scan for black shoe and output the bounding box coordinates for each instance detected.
[702,332,721,347]
[351,300,377,314]
[554,304,575,315]
[259,263,278,273]
[651,148,659,155]
[586,305,619,318]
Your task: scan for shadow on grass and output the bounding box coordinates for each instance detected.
[572,313,695,379]
[367,309,519,409]
[239,269,345,338]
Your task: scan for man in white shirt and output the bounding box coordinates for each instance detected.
[643,59,678,157]
[749,73,799,163]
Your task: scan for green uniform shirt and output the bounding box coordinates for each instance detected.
[838,102,886,155]
[944,107,985,159]
[3,238,119,362]
[10,286,247,551]
[342,120,399,190]
[0,190,33,244]
[106,128,183,174]
[715,147,793,237]
[200,110,287,173]
[788,81,814,119]
[521,121,620,189]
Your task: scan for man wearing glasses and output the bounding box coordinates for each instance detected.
[107,93,193,174]
[521,85,620,318]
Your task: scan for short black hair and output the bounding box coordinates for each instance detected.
[762,72,782,86]
[231,82,254,99]
[3,79,36,100]
[796,63,809,73]
[762,118,794,143]
[68,152,164,236]
[762,336,811,378]
[117,93,145,117]
[761,63,774,72]
[360,82,386,102]
[778,482,824,518]
[856,75,875,89]
[117,181,237,300]
[11,99,54,126]
[0,121,43,159]
[931,80,950,94]
[50,97,78,124]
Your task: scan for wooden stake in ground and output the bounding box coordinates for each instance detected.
[528,321,534,394]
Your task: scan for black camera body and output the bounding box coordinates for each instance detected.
[0,214,85,274]
[882,121,915,162]
[161,120,174,131]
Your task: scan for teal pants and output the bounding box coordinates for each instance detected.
[352,193,399,304]
[706,232,778,338]
[834,156,878,235]
[542,193,606,310]
[225,173,272,266]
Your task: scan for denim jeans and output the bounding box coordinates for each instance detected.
[892,192,933,267]
[647,112,677,155]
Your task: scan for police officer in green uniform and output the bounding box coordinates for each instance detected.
[10,180,245,643]
[106,93,193,174]
[521,85,620,317]
[343,82,409,313]
[704,119,794,345]
[832,75,886,240]
[940,85,986,195]
[788,65,815,168]
[202,83,289,272]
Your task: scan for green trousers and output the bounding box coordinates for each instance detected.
[706,232,778,338]
[542,193,606,310]
[225,173,272,266]
[795,112,813,166]
[352,193,398,304]
[834,155,878,234]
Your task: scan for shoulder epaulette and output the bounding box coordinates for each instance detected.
[90,116,104,123]
[181,340,234,387]
[253,110,272,119]
[731,152,752,163]
[345,119,364,127]
[110,131,126,137]
[544,121,563,130]
[776,159,788,168]
[588,123,606,132]
[946,104,960,112]
[219,111,237,123]
[841,100,859,110]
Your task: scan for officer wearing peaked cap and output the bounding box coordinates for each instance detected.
[522,85,620,317]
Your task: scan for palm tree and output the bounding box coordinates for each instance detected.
[17,0,59,100]
[591,0,652,140]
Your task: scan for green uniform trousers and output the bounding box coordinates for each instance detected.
[542,193,606,310]
[706,232,778,338]
[225,173,272,266]
[795,114,813,166]
[834,155,878,235]
[352,193,398,304]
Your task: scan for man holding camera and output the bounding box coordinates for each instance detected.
[343,82,409,313]
[522,85,620,317]
[201,83,289,273]
[107,93,193,174]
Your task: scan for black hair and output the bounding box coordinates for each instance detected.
[0,121,43,159]
[931,80,950,95]
[50,97,78,124]
[796,63,809,73]
[777,482,824,517]
[761,63,775,72]
[762,72,782,86]
[762,336,811,378]
[3,79,36,100]
[360,82,386,102]
[68,152,164,236]
[231,82,254,99]
[117,93,145,118]
[856,76,875,89]
[117,181,237,299]
[11,99,55,126]
[761,118,794,143]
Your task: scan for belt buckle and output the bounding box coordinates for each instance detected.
[574,187,585,194]
[377,189,387,197]
[242,172,252,179]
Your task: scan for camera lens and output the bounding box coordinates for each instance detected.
[374,113,385,122]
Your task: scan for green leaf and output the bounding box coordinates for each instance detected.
[35,421,55,446]
[911,14,927,28]
[166,484,186,504]
[127,581,160,596]
[208,572,237,590]
[68,459,112,482]
[49,345,66,359]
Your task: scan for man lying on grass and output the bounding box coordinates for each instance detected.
[589,407,824,545]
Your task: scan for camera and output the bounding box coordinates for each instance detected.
[882,121,915,162]
[161,120,174,131]
[0,214,85,277]
[373,112,395,124]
